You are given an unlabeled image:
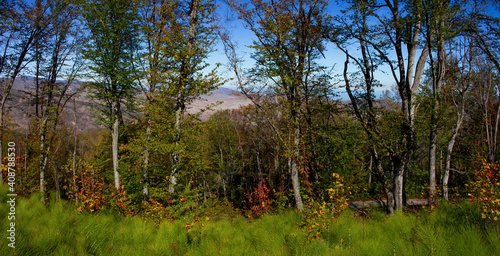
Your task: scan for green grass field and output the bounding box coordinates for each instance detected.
[1,187,499,256]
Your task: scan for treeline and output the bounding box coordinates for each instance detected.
[1,0,499,216]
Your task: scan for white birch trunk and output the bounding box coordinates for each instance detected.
[290,126,303,212]
[393,162,405,211]
[72,100,78,203]
[169,97,182,193]
[443,111,463,200]
[143,120,150,198]
[112,103,120,190]
[39,115,49,202]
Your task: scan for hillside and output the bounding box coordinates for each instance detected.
[4,77,251,132]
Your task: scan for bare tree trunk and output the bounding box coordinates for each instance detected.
[428,124,438,200]
[143,119,150,199]
[290,126,303,212]
[169,96,183,193]
[368,155,373,184]
[72,99,78,203]
[112,101,120,190]
[385,183,395,214]
[39,117,49,202]
[408,21,429,126]
[393,159,406,211]
[443,111,463,200]
[0,96,5,183]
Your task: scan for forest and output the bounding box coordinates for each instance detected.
[1,0,500,254]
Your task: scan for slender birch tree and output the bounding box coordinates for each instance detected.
[441,35,473,200]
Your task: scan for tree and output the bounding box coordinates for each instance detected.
[441,35,473,200]
[34,0,83,201]
[152,0,221,194]
[468,58,500,163]
[80,0,141,190]
[0,0,44,184]
[473,0,500,163]
[227,0,331,212]
[474,0,500,74]
[421,0,463,201]
[330,0,431,212]
[137,0,165,199]
[332,0,396,212]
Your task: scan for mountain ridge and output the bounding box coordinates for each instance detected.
[3,78,251,132]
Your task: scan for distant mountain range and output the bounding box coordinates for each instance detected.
[189,87,251,117]
[4,77,251,132]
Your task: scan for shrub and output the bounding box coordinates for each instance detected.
[327,173,349,216]
[243,178,272,216]
[469,160,500,222]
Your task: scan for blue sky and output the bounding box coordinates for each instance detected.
[207,0,398,97]
[207,0,500,102]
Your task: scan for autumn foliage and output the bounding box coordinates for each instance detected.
[469,161,500,221]
[76,162,108,213]
[299,173,349,241]
[243,178,273,216]
[327,173,349,215]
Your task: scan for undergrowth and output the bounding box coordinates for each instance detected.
[1,185,499,255]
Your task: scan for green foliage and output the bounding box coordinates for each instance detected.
[80,0,141,127]
[153,0,221,98]
[5,1,500,254]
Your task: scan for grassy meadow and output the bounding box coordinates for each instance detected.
[1,186,499,256]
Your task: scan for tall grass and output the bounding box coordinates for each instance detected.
[321,202,500,256]
[1,185,499,255]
